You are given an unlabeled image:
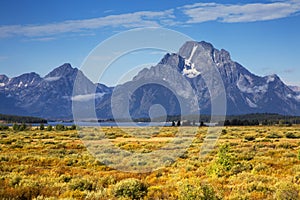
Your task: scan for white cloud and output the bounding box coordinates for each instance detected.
[0,1,299,39]
[24,37,56,42]
[149,50,168,55]
[283,68,296,74]
[0,56,8,61]
[44,76,61,82]
[0,10,174,38]
[71,93,105,102]
[103,9,114,14]
[181,0,300,23]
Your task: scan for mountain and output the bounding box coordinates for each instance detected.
[1,41,300,119]
[95,41,300,118]
[289,85,300,93]
[0,63,112,119]
[177,41,300,115]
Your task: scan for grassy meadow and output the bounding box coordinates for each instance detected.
[0,125,300,199]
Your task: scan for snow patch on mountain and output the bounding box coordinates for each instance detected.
[182,66,201,78]
[295,95,300,101]
[289,85,300,92]
[44,76,61,82]
[246,97,258,108]
[237,82,268,94]
[266,75,276,83]
[244,75,254,84]
[182,45,201,78]
[18,81,23,88]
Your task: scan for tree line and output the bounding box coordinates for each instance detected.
[0,113,47,124]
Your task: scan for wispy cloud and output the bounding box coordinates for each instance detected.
[44,76,61,82]
[0,56,8,61]
[149,50,168,55]
[283,68,295,74]
[24,37,56,42]
[71,93,105,102]
[0,10,174,38]
[0,1,299,39]
[103,9,114,14]
[181,0,300,23]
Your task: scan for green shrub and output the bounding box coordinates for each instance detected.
[208,144,234,177]
[19,123,27,131]
[55,124,65,131]
[0,124,9,131]
[11,122,29,131]
[286,132,299,139]
[13,123,20,131]
[39,124,44,130]
[201,184,219,200]
[100,175,116,188]
[60,175,72,183]
[0,156,9,162]
[179,179,219,200]
[217,144,234,171]
[69,179,94,191]
[10,175,22,187]
[46,125,52,131]
[113,178,148,199]
[266,132,282,138]
[231,162,253,175]
[244,135,255,141]
[277,142,294,149]
[252,163,269,174]
[84,189,107,199]
[221,129,227,135]
[275,182,299,200]
[69,124,77,130]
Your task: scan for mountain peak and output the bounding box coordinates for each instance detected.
[179,41,213,56]
[264,74,280,83]
[178,40,233,65]
[182,41,214,50]
[158,53,185,71]
[45,63,77,78]
[4,72,42,89]
[15,72,41,80]
[0,74,9,83]
[198,41,214,50]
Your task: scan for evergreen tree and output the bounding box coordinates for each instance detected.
[19,123,27,131]
[40,123,44,130]
[172,121,175,126]
[13,123,20,131]
[46,125,53,131]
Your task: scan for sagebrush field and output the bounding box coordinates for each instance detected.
[1,125,300,199]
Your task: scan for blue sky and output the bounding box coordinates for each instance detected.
[0,0,300,86]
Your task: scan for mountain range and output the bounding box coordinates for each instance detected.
[1,41,300,119]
